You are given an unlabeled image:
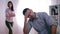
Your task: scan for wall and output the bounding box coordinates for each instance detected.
[51,0,60,5]
[0,0,7,34]
[51,0,60,34]
[0,0,59,34]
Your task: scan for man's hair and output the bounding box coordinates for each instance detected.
[23,8,29,15]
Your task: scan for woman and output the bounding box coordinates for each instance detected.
[5,1,15,34]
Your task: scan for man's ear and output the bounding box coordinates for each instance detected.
[25,13,26,16]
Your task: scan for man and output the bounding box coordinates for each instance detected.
[23,8,57,34]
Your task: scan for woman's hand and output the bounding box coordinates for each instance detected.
[9,13,15,17]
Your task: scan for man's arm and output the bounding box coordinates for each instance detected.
[23,13,28,34]
[23,18,28,34]
[23,17,32,34]
[51,25,57,34]
[42,12,57,34]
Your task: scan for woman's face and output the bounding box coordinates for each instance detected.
[8,3,12,8]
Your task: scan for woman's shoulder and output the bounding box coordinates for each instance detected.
[6,8,9,10]
[5,8,9,11]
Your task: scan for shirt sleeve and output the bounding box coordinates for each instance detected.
[5,9,9,17]
[27,20,32,33]
[11,11,15,14]
[42,12,58,26]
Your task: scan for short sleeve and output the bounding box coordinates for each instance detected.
[11,11,15,14]
[5,9,9,17]
[42,12,58,26]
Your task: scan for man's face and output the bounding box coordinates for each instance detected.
[25,9,34,19]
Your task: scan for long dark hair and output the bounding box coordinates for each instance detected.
[8,1,14,11]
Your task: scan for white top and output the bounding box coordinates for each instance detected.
[5,8,15,22]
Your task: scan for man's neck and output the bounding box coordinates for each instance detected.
[34,12,36,18]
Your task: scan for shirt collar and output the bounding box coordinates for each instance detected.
[35,12,39,19]
[29,12,39,21]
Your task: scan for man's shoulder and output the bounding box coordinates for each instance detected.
[36,12,47,16]
[37,12,47,14]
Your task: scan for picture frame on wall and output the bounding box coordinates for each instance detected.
[50,5,58,15]
[49,5,58,24]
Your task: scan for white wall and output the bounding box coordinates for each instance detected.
[51,0,60,5]
[0,0,7,34]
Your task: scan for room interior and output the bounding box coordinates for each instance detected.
[0,0,60,34]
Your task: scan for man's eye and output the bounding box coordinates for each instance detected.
[28,15,30,17]
[27,15,29,17]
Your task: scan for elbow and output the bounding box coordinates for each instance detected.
[23,28,25,33]
[13,14,15,17]
[51,25,57,34]
[23,27,28,34]
[23,27,26,34]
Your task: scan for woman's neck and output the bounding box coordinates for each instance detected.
[9,7,11,10]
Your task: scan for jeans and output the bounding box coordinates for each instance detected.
[5,21,13,34]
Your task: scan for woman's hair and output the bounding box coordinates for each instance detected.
[8,1,14,11]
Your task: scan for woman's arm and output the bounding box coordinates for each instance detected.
[9,13,15,17]
[9,11,15,17]
[5,8,9,17]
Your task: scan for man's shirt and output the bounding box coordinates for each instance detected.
[27,12,57,34]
